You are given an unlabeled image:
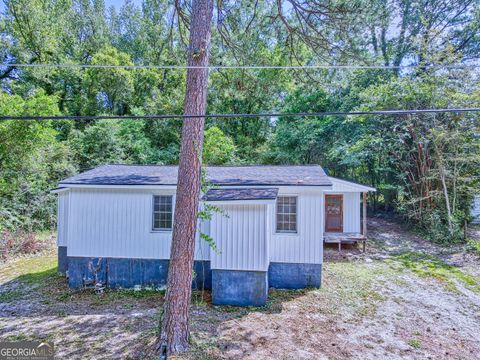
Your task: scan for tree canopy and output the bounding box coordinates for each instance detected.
[0,0,479,241]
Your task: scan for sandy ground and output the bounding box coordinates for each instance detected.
[1,218,479,359]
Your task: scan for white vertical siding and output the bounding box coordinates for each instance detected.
[269,189,324,264]
[57,192,69,246]
[196,218,211,259]
[210,204,269,271]
[63,186,327,266]
[472,195,480,224]
[66,188,209,260]
[343,192,361,233]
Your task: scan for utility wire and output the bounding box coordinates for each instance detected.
[1,108,480,121]
[2,63,480,70]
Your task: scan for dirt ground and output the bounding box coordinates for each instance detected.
[1,217,480,359]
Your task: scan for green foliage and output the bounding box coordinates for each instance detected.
[83,47,135,114]
[203,126,236,165]
[394,252,480,293]
[407,339,421,349]
[467,239,480,256]
[68,119,158,169]
[0,91,59,170]
[348,71,480,241]
[269,89,332,164]
[0,91,73,231]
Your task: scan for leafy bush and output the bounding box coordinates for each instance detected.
[467,239,480,256]
[422,210,466,244]
[0,230,51,260]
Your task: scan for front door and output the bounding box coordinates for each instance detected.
[325,194,343,232]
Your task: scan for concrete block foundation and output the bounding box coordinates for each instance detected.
[68,257,107,288]
[268,262,322,289]
[57,246,68,274]
[212,269,268,306]
[65,258,321,306]
[66,257,211,290]
[107,258,169,288]
[193,260,212,290]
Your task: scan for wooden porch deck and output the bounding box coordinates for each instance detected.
[324,232,367,252]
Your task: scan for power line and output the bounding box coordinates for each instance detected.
[3,63,479,70]
[1,108,480,121]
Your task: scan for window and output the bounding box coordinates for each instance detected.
[152,195,173,231]
[276,196,297,233]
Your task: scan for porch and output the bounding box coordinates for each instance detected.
[324,232,367,252]
[323,179,375,252]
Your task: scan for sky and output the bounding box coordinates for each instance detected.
[105,0,142,10]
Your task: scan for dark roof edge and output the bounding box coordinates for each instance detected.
[58,182,332,187]
[95,163,323,168]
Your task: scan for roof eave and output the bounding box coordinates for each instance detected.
[58,183,332,189]
[50,187,70,194]
[203,199,277,206]
[327,176,377,192]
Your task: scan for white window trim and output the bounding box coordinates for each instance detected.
[275,195,298,234]
[151,194,174,232]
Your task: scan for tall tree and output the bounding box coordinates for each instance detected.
[159,0,214,354]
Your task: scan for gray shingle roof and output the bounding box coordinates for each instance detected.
[203,188,279,201]
[59,164,332,187]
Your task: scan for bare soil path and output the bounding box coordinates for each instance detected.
[1,218,479,359]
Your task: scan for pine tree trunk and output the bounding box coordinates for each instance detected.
[159,0,214,354]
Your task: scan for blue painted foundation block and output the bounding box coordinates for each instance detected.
[68,257,107,288]
[66,257,320,306]
[107,258,170,288]
[66,257,211,290]
[193,260,212,290]
[268,262,322,289]
[57,246,68,274]
[212,270,268,306]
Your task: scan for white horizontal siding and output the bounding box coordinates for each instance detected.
[210,204,269,271]
[269,189,324,264]
[57,192,69,246]
[66,188,209,260]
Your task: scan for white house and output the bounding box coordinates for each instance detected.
[54,164,375,306]
[472,194,480,224]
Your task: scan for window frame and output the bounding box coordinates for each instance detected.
[151,195,174,232]
[275,195,298,234]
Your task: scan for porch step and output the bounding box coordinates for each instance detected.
[324,232,367,252]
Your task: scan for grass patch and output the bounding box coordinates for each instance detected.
[0,254,57,285]
[5,334,31,342]
[321,262,387,315]
[368,237,389,251]
[17,267,58,285]
[393,252,480,293]
[0,290,23,302]
[408,339,421,349]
